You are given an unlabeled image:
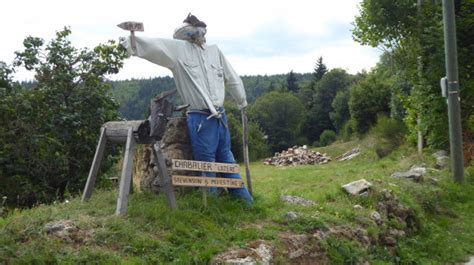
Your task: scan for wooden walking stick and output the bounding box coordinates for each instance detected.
[241,108,253,195]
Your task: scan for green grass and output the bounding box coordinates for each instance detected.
[1,137,474,264]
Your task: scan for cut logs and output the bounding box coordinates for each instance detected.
[102,120,153,144]
[263,145,331,166]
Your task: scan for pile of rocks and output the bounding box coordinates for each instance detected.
[263,145,331,166]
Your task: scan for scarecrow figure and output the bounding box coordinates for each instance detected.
[121,13,253,205]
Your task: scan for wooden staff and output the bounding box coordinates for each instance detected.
[241,108,253,195]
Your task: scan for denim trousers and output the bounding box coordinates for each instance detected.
[186,109,253,205]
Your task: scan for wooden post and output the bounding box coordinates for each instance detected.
[241,108,253,195]
[82,127,107,201]
[152,143,177,210]
[116,127,136,216]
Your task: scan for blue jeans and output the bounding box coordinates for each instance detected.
[186,109,253,205]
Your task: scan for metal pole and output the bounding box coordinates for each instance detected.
[442,0,464,183]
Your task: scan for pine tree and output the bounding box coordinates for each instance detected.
[286,70,298,93]
[313,56,328,82]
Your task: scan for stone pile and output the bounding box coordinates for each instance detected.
[263,145,331,166]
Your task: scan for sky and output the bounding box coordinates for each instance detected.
[1,0,381,81]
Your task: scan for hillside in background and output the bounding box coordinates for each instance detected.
[110,73,313,120]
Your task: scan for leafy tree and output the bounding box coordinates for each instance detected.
[353,0,474,149]
[302,69,353,142]
[329,90,350,133]
[0,27,127,206]
[349,71,391,134]
[286,70,299,93]
[313,56,328,82]
[249,91,305,152]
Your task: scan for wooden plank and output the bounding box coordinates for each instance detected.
[117,21,144,31]
[153,143,177,210]
[116,127,136,216]
[172,175,244,188]
[172,159,240,174]
[82,127,107,201]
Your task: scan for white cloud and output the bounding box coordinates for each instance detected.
[1,0,378,81]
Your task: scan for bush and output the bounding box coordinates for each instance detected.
[319,130,337,147]
[372,115,407,158]
[340,120,355,141]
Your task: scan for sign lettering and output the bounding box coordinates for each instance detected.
[172,159,239,174]
[117,21,144,32]
[172,175,244,188]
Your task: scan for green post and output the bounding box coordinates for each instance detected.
[442,0,464,183]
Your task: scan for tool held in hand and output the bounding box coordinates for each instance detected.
[117,21,144,52]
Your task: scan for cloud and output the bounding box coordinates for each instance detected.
[1,0,378,81]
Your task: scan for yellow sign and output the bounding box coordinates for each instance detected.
[172,159,240,174]
[172,175,244,188]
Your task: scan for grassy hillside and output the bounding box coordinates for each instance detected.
[1,138,474,264]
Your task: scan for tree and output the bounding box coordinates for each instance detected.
[313,56,328,82]
[302,69,353,142]
[329,90,350,133]
[353,0,474,149]
[249,91,305,152]
[286,70,299,93]
[349,72,391,134]
[0,27,127,206]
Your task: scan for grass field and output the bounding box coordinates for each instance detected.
[1,137,474,264]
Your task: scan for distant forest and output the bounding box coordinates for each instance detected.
[109,73,313,120]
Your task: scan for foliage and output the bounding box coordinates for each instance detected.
[313,56,328,82]
[329,90,350,133]
[349,71,391,134]
[286,70,299,93]
[224,103,270,162]
[319,130,337,147]
[353,0,474,149]
[303,69,354,142]
[110,77,177,120]
[249,91,305,152]
[111,73,314,120]
[352,0,417,49]
[372,115,408,158]
[0,27,127,207]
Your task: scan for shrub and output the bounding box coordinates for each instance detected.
[341,120,356,141]
[319,130,337,147]
[372,115,407,158]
